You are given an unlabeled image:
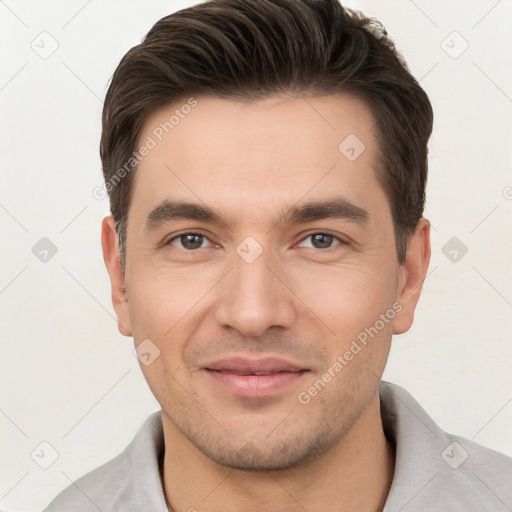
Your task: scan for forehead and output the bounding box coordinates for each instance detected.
[131,94,385,223]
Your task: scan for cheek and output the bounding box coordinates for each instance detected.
[292,261,398,344]
[126,266,218,343]
[127,275,195,401]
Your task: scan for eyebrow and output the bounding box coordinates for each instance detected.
[145,200,223,231]
[281,198,369,225]
[144,197,369,232]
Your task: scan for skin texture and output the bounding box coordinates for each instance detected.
[102,94,431,511]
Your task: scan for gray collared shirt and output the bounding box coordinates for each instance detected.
[43,381,512,511]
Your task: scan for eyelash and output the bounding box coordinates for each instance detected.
[165,231,346,250]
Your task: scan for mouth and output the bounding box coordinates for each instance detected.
[202,357,309,398]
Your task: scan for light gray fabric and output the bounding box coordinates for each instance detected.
[379,383,512,511]
[43,381,512,511]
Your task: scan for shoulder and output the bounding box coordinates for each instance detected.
[42,411,166,512]
[380,381,512,511]
[42,451,130,511]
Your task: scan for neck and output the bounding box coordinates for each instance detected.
[161,393,395,512]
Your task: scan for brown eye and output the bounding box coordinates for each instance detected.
[310,233,334,249]
[297,233,343,250]
[169,233,209,250]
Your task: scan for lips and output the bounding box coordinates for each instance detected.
[205,357,304,374]
[203,357,308,398]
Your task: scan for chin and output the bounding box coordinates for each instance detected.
[195,431,332,472]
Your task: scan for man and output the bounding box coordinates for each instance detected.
[44,0,512,510]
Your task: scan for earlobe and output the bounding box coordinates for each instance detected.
[393,218,431,335]
[101,216,132,337]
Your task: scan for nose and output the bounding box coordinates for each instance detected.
[213,247,297,338]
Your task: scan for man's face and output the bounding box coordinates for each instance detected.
[107,94,421,470]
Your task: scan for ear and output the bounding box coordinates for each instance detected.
[101,216,132,337]
[393,218,431,335]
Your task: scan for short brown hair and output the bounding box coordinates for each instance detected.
[100,0,433,268]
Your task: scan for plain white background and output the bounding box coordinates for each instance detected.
[1,1,511,510]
